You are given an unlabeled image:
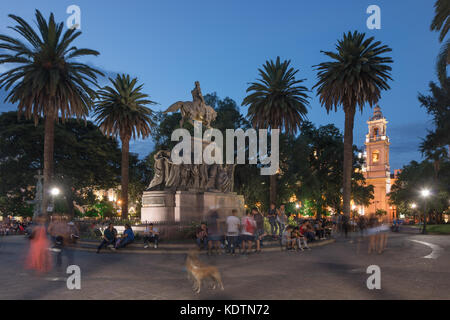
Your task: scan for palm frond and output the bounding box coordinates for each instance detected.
[242,56,310,135]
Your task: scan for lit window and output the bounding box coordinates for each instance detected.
[372,151,380,163]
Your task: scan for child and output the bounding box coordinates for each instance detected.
[282,226,295,250]
[293,226,310,251]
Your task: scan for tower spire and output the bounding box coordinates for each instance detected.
[370,105,384,121]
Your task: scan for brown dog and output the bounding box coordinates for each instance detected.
[186,250,224,294]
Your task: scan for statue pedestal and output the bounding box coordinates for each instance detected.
[141,190,245,223]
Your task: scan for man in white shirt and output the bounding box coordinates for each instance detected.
[240,210,256,255]
[226,209,241,255]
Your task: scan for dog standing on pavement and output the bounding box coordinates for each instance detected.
[186,250,224,294]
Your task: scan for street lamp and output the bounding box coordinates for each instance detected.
[50,187,60,196]
[421,189,431,234]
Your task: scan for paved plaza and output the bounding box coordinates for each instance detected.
[0,231,449,300]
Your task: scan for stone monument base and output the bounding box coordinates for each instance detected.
[141,190,245,222]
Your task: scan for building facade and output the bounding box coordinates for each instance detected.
[358,106,397,220]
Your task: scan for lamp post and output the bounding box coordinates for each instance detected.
[421,189,431,234]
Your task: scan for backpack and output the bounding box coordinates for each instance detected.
[244,217,255,234]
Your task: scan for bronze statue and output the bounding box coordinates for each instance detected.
[163,81,217,128]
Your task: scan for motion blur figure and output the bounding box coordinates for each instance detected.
[25,215,52,274]
[367,214,389,255]
[48,217,75,269]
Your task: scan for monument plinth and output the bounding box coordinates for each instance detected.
[141,190,244,222]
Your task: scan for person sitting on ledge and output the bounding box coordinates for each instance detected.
[115,224,134,249]
[281,225,295,250]
[196,222,208,250]
[144,223,160,249]
[97,223,117,253]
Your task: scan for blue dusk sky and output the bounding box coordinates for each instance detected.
[0,0,442,170]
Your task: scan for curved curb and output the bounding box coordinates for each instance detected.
[410,239,444,259]
[70,239,336,255]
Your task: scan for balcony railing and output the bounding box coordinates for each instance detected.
[368,135,388,142]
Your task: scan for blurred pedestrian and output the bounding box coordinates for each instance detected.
[25,215,52,274]
[241,210,256,255]
[267,203,278,238]
[225,209,240,255]
[253,207,265,253]
[207,211,222,255]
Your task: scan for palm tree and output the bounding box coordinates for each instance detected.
[94,74,156,219]
[242,56,310,204]
[431,0,449,42]
[431,0,450,85]
[0,10,102,215]
[313,31,393,217]
[418,77,450,158]
[420,135,448,179]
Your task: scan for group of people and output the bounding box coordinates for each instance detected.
[195,205,333,255]
[196,208,265,256]
[356,214,389,254]
[0,219,31,236]
[96,223,160,253]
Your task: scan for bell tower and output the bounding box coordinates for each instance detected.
[362,105,392,217]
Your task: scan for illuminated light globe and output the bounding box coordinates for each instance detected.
[421,189,430,197]
[50,187,60,196]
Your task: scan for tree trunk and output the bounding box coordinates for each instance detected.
[121,136,130,220]
[269,126,278,205]
[342,108,356,218]
[270,174,277,205]
[42,111,56,218]
[65,183,75,219]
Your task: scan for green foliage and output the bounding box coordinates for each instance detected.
[279,121,373,216]
[313,31,393,114]
[375,209,388,217]
[83,200,116,219]
[0,10,103,122]
[94,74,157,141]
[287,214,298,227]
[430,0,450,42]
[243,56,310,134]
[0,111,122,216]
[418,78,450,152]
[0,195,33,217]
[389,160,450,223]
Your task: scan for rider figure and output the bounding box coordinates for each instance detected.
[191,81,206,112]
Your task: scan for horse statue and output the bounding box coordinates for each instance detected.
[163,81,217,128]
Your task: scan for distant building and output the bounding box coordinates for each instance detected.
[357,106,397,220]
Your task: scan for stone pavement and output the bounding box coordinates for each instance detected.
[0,232,449,300]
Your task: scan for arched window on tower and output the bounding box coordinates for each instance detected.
[373,127,379,137]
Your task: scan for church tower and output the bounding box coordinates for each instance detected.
[362,105,394,218]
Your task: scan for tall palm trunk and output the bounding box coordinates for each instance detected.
[42,111,55,217]
[269,126,278,205]
[121,136,130,220]
[270,174,277,205]
[342,107,355,217]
